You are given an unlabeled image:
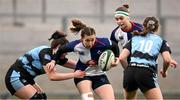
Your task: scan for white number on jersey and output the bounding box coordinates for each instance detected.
[139,40,153,52]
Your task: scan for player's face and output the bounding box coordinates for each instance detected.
[115,16,129,29]
[81,34,96,49]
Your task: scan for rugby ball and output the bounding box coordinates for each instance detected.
[98,50,115,71]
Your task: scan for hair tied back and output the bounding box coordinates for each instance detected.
[49,31,66,41]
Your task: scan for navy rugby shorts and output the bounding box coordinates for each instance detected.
[123,66,159,93]
[74,74,110,90]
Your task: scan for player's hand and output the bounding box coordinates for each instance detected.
[46,60,56,72]
[74,70,86,78]
[160,69,167,78]
[170,59,178,68]
[111,57,119,68]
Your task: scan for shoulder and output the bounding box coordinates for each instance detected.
[149,34,162,40]
[96,37,110,42]
[134,22,142,26]
[66,39,81,47]
[29,45,50,52]
[39,46,51,53]
[112,26,120,33]
[96,37,112,45]
[132,22,143,31]
[71,39,81,44]
[39,45,50,49]
[132,34,141,38]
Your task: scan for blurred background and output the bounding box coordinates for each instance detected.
[0,0,180,99]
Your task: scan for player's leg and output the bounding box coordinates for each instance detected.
[5,67,45,99]
[32,83,47,99]
[144,87,163,99]
[14,84,37,99]
[135,67,162,99]
[5,68,37,99]
[123,67,138,99]
[123,89,137,100]
[75,77,94,100]
[32,83,44,93]
[14,83,47,99]
[94,84,115,100]
[92,74,114,100]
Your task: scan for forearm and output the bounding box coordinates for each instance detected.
[162,51,171,72]
[119,48,130,69]
[120,59,128,69]
[48,71,75,81]
[62,59,76,69]
[163,61,170,72]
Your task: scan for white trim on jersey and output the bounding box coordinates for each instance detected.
[115,28,128,46]
[74,42,105,76]
[108,39,112,45]
[74,43,91,64]
[85,65,105,76]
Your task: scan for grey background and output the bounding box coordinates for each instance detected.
[0,0,180,99]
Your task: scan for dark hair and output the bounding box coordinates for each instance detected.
[49,31,69,49]
[133,16,159,36]
[115,4,129,13]
[70,19,96,38]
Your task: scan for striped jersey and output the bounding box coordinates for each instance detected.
[17,45,68,77]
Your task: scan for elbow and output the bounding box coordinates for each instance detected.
[162,51,171,66]
[48,75,57,81]
[119,56,124,63]
[164,60,171,65]
[49,78,56,81]
[164,58,171,66]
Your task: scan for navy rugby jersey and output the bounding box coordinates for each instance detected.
[110,22,143,46]
[124,33,171,72]
[54,38,119,71]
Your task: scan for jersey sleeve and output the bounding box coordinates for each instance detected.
[160,40,171,54]
[53,40,80,61]
[110,40,120,57]
[110,26,119,44]
[134,22,143,32]
[123,39,132,52]
[39,48,52,66]
[56,57,68,65]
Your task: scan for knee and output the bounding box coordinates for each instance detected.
[30,92,47,100]
[81,92,94,100]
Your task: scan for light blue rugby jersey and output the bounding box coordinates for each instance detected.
[18,45,51,77]
[124,33,171,72]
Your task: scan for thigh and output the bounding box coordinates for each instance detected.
[94,84,115,100]
[76,80,92,94]
[123,67,138,92]
[5,67,37,99]
[123,89,138,100]
[144,87,163,99]
[91,75,110,90]
[135,68,159,93]
[14,84,37,99]
[75,78,94,100]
